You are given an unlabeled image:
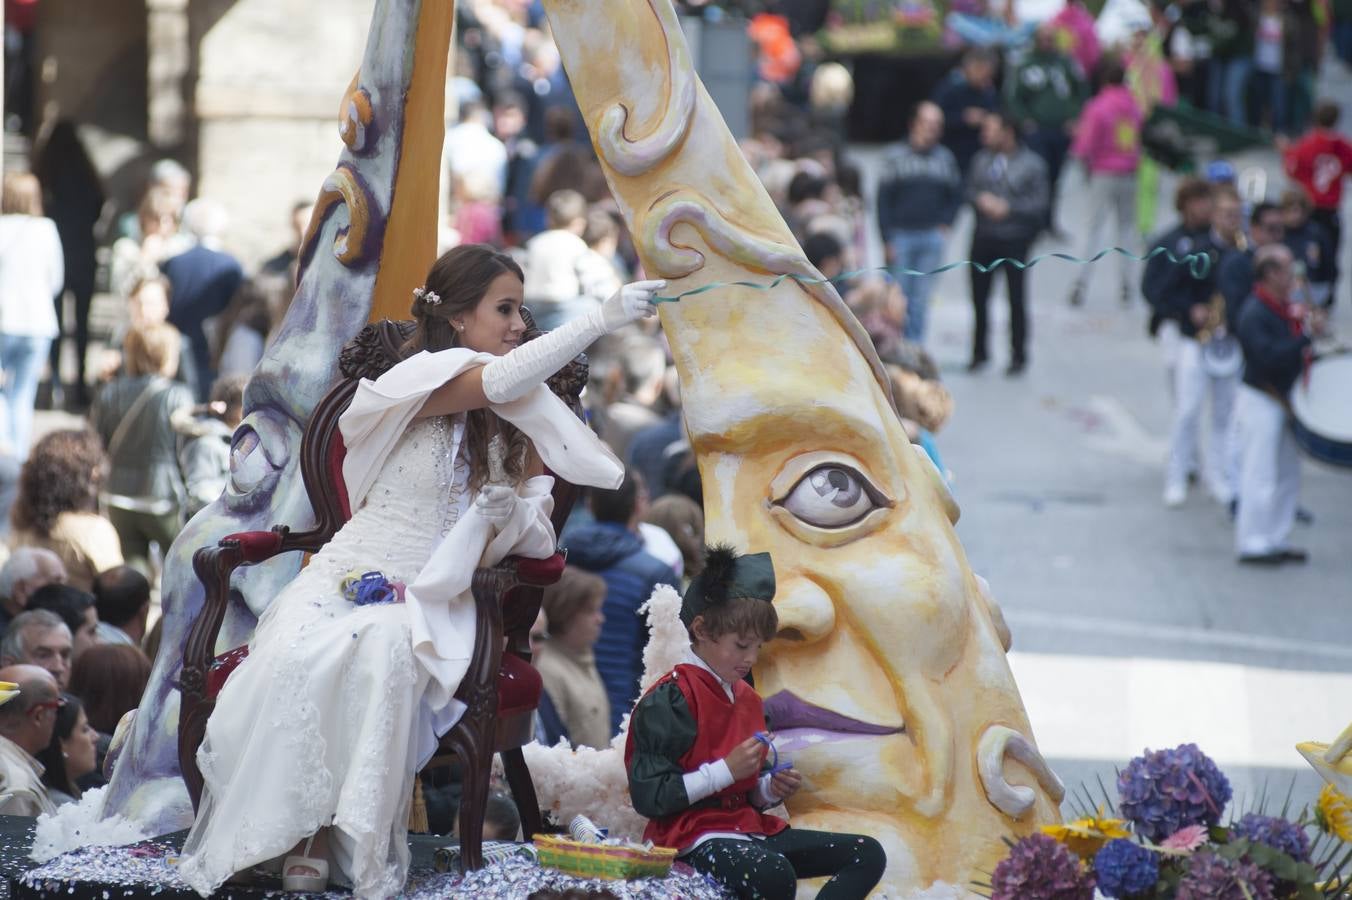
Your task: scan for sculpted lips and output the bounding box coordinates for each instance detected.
[764,690,904,752]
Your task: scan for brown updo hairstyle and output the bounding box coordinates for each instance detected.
[402,243,530,490]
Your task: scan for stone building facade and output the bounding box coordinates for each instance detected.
[33,0,383,268]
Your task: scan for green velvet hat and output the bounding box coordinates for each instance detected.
[680,544,776,628]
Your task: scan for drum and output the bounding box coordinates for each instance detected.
[1290,352,1352,468]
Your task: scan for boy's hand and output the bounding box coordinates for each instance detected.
[769,769,803,801]
[724,737,766,781]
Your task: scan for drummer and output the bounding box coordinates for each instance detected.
[1232,245,1327,565]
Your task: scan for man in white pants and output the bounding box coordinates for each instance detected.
[1141,179,1224,507]
[1232,245,1325,565]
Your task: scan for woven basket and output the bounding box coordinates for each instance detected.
[533,834,677,880]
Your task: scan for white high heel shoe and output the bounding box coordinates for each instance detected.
[281,834,329,893]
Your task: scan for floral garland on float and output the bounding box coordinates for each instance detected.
[980,742,1352,900]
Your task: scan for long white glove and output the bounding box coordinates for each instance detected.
[481,280,666,404]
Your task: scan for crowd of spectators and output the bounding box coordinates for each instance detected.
[0,554,152,814]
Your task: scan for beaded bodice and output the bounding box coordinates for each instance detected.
[308,415,470,584]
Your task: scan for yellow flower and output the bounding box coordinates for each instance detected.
[1041,811,1133,859]
[1317,784,1352,843]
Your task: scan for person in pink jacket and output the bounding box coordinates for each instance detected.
[1066,57,1145,307]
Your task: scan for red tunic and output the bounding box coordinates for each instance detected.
[625,664,789,850]
[1283,130,1352,210]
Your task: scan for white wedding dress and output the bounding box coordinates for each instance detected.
[176,348,623,899]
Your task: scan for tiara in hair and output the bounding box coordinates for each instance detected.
[413,286,442,306]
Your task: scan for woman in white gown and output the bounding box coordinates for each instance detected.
[175,244,664,897]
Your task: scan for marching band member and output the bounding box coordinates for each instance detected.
[1141,178,1224,508]
[1233,245,1327,565]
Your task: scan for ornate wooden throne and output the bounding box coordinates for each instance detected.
[178,313,585,870]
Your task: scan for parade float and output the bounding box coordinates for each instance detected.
[3,0,1346,898]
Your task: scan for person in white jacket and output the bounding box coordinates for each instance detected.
[522,189,622,330]
[0,173,63,458]
[175,243,663,898]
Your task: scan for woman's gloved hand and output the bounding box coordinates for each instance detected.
[481,279,666,405]
[601,280,666,331]
[474,484,518,528]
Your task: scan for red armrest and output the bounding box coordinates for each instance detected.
[515,553,566,586]
[222,530,285,563]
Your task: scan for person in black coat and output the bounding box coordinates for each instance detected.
[1141,179,1232,508]
[1232,245,1326,565]
[932,47,1001,180]
[1217,202,1287,331]
[1280,189,1336,306]
[965,112,1049,375]
[160,201,243,402]
[32,122,105,410]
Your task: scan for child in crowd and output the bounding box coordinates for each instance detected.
[536,566,612,750]
[625,546,885,899]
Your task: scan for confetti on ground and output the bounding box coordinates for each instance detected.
[16,843,734,899]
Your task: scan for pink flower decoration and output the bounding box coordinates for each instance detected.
[1161,825,1208,853]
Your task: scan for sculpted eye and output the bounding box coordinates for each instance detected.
[778,464,885,529]
[224,410,292,510]
[229,428,268,495]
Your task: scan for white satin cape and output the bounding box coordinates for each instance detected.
[338,347,622,759]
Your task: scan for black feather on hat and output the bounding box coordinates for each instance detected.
[699,544,739,607]
[680,544,776,627]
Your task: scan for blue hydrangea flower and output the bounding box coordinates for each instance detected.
[1232,813,1312,862]
[1094,839,1159,898]
[1117,743,1233,842]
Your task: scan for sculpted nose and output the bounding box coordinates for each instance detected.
[772,576,835,645]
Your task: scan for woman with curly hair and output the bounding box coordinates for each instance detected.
[9,429,123,591]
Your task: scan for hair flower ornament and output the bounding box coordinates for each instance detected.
[412,286,441,306]
[340,570,405,606]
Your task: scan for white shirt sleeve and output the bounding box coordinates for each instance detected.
[682,759,735,805]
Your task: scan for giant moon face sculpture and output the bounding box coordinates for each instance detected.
[539,0,1064,892]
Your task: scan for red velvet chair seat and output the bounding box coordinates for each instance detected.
[497,652,542,717]
[206,646,251,696]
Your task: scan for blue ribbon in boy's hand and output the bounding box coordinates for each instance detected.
[754,732,802,801]
[754,731,795,775]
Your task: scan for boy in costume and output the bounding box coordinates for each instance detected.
[624,546,886,899]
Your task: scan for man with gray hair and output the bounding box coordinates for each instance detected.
[0,610,73,689]
[0,663,61,815]
[0,548,67,637]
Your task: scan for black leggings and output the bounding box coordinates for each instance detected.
[686,828,886,900]
[969,233,1031,365]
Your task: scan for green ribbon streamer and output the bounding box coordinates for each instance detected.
[652,244,1212,304]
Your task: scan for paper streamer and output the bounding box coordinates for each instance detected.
[652,244,1212,304]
